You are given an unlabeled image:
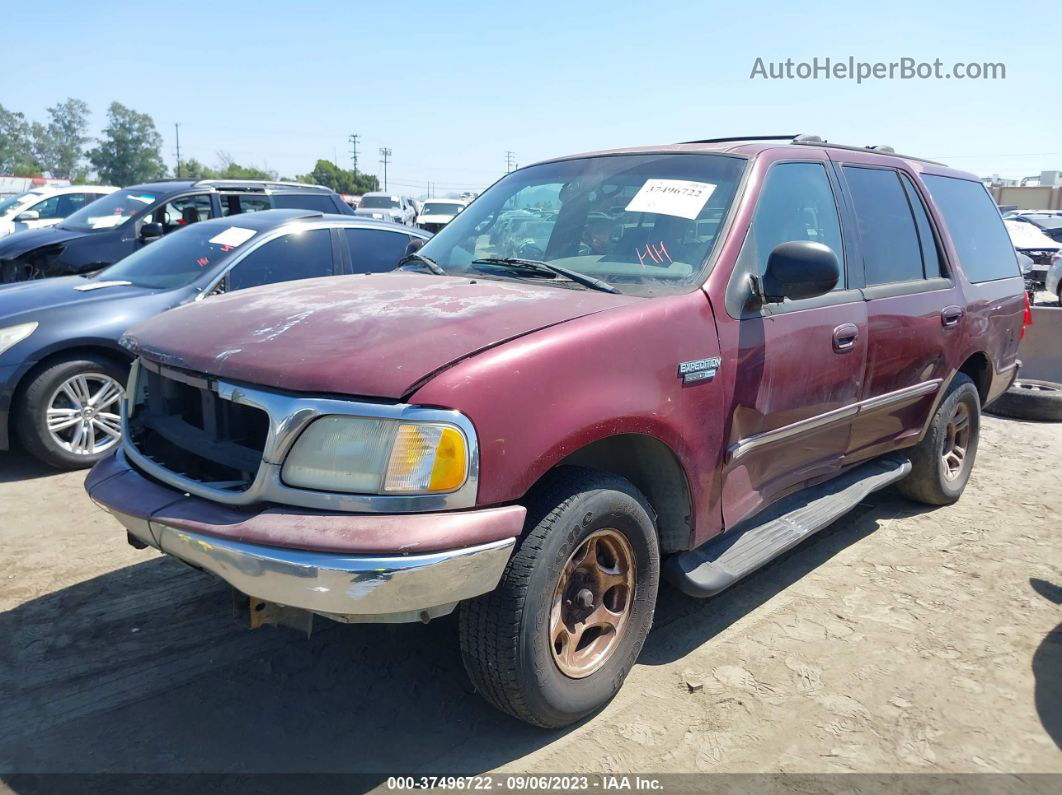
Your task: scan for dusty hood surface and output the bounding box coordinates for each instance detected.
[122,272,639,398]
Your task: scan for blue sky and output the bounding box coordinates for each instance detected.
[3,0,1059,193]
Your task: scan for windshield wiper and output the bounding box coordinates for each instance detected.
[470,257,620,294]
[398,252,446,275]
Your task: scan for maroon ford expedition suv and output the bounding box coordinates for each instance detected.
[86,135,1026,727]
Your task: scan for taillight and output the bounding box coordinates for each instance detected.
[1021,290,1033,339]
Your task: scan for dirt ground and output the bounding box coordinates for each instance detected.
[0,415,1059,779]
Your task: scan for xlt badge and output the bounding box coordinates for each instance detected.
[678,357,721,384]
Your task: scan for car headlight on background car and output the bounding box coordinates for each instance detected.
[0,321,38,356]
[281,416,469,494]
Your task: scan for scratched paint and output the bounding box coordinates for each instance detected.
[122,272,639,398]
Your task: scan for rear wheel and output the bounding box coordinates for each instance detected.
[459,467,659,727]
[896,373,980,505]
[15,355,127,469]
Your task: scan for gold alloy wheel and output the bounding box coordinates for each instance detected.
[941,401,971,481]
[549,528,636,679]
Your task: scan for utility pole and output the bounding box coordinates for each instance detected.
[348,133,359,178]
[506,150,516,173]
[174,123,182,178]
[379,147,391,191]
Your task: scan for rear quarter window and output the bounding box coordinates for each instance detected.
[921,175,1019,283]
[271,194,339,212]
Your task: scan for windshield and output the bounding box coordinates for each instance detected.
[359,196,400,209]
[61,188,159,231]
[93,222,261,289]
[422,202,463,215]
[418,153,746,296]
[0,192,38,216]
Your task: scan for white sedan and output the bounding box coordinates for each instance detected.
[0,185,118,238]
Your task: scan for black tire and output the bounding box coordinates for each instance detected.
[459,467,660,728]
[14,354,128,470]
[896,373,980,506]
[985,379,1062,422]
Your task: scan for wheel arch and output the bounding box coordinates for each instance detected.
[540,433,695,553]
[955,350,992,405]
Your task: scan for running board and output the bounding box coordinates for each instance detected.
[665,455,911,598]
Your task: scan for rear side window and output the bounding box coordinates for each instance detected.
[226,228,334,291]
[842,166,923,285]
[271,194,337,212]
[343,228,414,273]
[921,175,1019,282]
[219,194,271,216]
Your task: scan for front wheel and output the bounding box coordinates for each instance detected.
[459,467,659,727]
[14,355,128,469]
[896,372,980,505]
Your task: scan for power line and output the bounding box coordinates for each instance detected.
[506,150,516,173]
[379,147,392,191]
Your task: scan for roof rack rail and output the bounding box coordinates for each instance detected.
[791,140,945,166]
[679,134,803,144]
[679,135,945,166]
[191,179,332,192]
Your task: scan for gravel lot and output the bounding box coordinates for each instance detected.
[0,415,1059,778]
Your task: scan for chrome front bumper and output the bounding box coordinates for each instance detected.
[116,511,514,623]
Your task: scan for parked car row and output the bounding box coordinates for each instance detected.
[67,135,1025,728]
[0,209,428,466]
[0,178,355,283]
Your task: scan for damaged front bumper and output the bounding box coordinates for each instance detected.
[86,451,524,623]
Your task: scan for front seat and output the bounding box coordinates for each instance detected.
[180,206,200,225]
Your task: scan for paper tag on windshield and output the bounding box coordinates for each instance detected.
[625,179,716,220]
[208,226,256,247]
[90,215,125,229]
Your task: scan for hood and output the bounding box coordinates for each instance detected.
[0,225,91,259]
[417,214,455,223]
[0,276,167,323]
[1005,220,1060,251]
[122,272,640,398]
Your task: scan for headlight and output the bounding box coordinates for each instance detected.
[281,416,469,494]
[0,321,38,356]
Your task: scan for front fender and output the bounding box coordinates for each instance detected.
[410,289,727,538]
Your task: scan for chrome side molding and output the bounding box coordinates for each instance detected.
[728,379,942,463]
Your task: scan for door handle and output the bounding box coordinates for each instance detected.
[941,305,964,328]
[832,323,859,353]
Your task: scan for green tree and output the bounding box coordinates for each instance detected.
[88,102,167,186]
[180,157,215,180]
[33,98,91,179]
[0,104,42,175]
[215,151,276,181]
[178,153,276,181]
[297,159,377,193]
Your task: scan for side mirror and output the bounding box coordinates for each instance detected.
[14,210,39,222]
[405,238,426,257]
[762,240,839,303]
[139,222,164,242]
